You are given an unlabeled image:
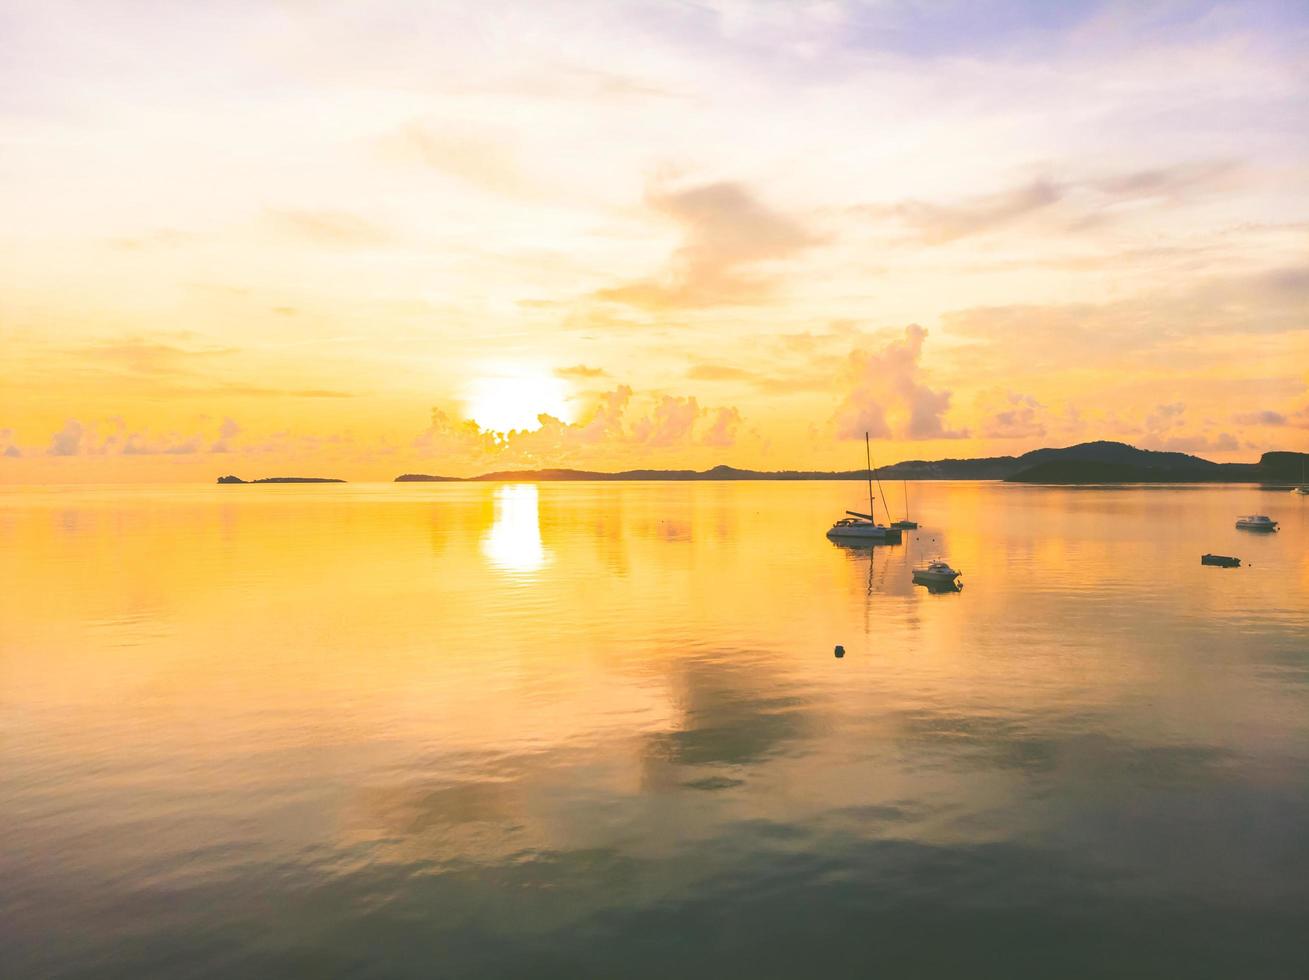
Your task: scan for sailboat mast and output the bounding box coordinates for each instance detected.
[864,432,875,519]
[866,435,892,523]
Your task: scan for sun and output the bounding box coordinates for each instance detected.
[464,370,572,434]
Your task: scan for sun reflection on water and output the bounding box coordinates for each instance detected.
[481,484,550,576]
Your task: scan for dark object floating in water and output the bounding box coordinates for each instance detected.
[834,645,845,659]
[217,475,346,484]
[1201,554,1241,568]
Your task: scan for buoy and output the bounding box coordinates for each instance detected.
[834,645,845,658]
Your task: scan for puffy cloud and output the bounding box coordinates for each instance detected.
[210,417,242,453]
[596,180,818,309]
[631,395,701,448]
[413,408,507,462]
[702,407,742,447]
[1,428,21,458]
[1140,402,1239,455]
[1145,402,1187,435]
[978,391,1047,439]
[49,420,87,456]
[834,325,966,441]
[413,386,743,466]
[44,417,248,457]
[122,432,204,455]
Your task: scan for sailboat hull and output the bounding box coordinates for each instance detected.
[827,523,901,542]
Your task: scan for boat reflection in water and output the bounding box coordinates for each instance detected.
[916,577,964,595]
[481,484,550,576]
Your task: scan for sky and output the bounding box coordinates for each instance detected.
[2,0,1307,481]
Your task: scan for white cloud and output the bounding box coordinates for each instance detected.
[834,325,966,441]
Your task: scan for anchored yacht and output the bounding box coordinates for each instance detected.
[1235,515,1278,531]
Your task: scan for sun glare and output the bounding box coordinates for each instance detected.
[465,372,571,434]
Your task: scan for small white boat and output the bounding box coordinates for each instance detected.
[912,559,961,585]
[1292,461,1308,494]
[1235,515,1278,531]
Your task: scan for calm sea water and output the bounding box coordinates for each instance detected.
[2,481,1308,978]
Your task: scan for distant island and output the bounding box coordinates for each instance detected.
[395,443,1309,485]
[217,475,346,484]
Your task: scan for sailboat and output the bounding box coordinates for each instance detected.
[827,433,901,542]
[891,478,918,530]
[1292,458,1308,495]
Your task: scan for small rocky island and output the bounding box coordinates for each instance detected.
[217,475,346,484]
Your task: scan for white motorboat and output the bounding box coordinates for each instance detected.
[912,559,961,585]
[1235,515,1278,531]
[828,432,900,542]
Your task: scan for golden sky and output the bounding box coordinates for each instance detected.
[2,0,1307,481]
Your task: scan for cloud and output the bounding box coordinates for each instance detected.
[553,364,608,379]
[942,265,1309,371]
[1151,432,1240,454]
[857,161,1239,244]
[211,417,242,453]
[44,417,252,457]
[630,395,702,447]
[31,337,361,400]
[1145,402,1187,435]
[413,386,744,465]
[1233,410,1287,427]
[108,228,197,251]
[266,209,393,247]
[834,325,966,441]
[978,390,1047,439]
[381,121,528,197]
[875,179,1063,245]
[596,180,819,309]
[1088,161,1238,202]
[1139,402,1239,454]
[1,428,21,458]
[49,419,87,456]
[122,432,204,455]
[702,407,742,447]
[687,363,753,381]
[68,337,236,375]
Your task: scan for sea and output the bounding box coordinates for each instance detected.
[2,481,1307,978]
